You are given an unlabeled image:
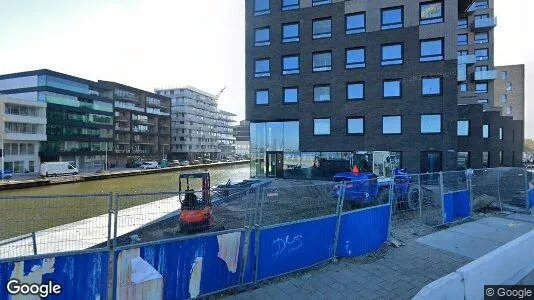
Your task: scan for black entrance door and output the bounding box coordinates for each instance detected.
[266,151,284,178]
[420,151,442,173]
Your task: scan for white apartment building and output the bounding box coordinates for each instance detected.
[0,95,47,174]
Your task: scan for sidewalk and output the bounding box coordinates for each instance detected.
[223,213,534,300]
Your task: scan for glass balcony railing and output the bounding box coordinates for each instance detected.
[458,54,476,65]
[474,17,497,30]
[474,70,497,81]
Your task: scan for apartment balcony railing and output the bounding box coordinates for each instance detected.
[467,1,489,12]
[458,54,476,65]
[115,149,130,154]
[474,70,497,81]
[115,126,130,132]
[132,149,150,154]
[474,17,497,30]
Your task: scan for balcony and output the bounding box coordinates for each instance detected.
[474,69,497,81]
[458,54,476,65]
[115,126,130,132]
[458,64,467,82]
[467,1,489,12]
[474,17,497,30]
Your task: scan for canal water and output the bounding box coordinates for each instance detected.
[2,163,250,196]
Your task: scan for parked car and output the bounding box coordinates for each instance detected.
[179,160,190,166]
[40,162,78,177]
[168,160,181,167]
[203,159,213,164]
[190,160,201,165]
[140,161,159,169]
[0,169,13,180]
[126,161,143,168]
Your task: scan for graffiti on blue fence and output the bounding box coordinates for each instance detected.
[114,230,247,300]
[443,190,471,223]
[0,251,108,300]
[336,204,391,257]
[256,216,337,281]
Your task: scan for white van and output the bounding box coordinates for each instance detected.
[40,162,79,177]
[140,161,159,170]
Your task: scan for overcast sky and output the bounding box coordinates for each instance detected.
[0,0,531,137]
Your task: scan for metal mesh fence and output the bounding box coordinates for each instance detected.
[0,193,112,260]
[441,171,469,193]
[498,167,529,209]
[258,181,338,227]
[471,168,501,212]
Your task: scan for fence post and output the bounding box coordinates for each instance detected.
[468,171,473,215]
[332,182,345,262]
[253,187,263,284]
[497,168,503,211]
[418,174,422,219]
[239,188,253,285]
[524,168,529,209]
[31,232,37,255]
[113,194,119,249]
[439,172,445,224]
[388,177,394,240]
[107,193,113,250]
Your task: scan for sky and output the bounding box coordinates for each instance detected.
[0,0,531,136]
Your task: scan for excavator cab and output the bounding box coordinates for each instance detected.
[178,172,212,233]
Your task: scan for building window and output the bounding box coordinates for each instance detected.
[346,48,365,69]
[474,1,489,10]
[422,77,441,95]
[381,6,403,30]
[254,0,270,16]
[284,87,298,103]
[480,124,489,138]
[458,50,468,56]
[475,32,489,44]
[507,82,512,91]
[383,79,402,98]
[420,38,444,62]
[457,120,470,136]
[383,116,402,134]
[282,55,300,75]
[381,43,403,65]
[459,82,467,92]
[314,118,331,135]
[500,94,507,103]
[457,152,470,170]
[475,83,488,93]
[312,0,331,6]
[254,27,270,46]
[347,117,364,135]
[477,99,488,104]
[482,151,490,168]
[254,59,270,77]
[506,106,512,115]
[282,23,299,43]
[475,65,488,72]
[499,127,503,140]
[475,48,489,61]
[420,1,443,25]
[458,18,468,29]
[256,90,269,105]
[346,12,365,34]
[282,0,299,11]
[499,150,504,166]
[457,34,468,46]
[313,18,332,39]
[421,114,441,134]
[501,71,508,79]
[347,82,364,101]
[313,51,332,72]
[314,85,330,102]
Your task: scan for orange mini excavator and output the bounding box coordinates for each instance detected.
[178,172,213,233]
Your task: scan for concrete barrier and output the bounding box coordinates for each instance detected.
[413,229,534,300]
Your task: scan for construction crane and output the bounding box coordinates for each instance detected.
[214,86,226,101]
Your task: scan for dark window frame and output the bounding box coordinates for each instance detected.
[345,12,366,35]
[482,151,490,168]
[254,0,270,16]
[254,58,271,77]
[475,32,489,44]
[282,0,299,11]
[420,38,444,62]
[475,83,488,93]
[457,120,470,136]
[282,54,300,75]
[254,27,271,46]
[459,82,468,92]
[381,43,404,66]
[382,115,402,135]
[312,0,331,6]
[457,151,471,170]
[345,47,366,69]
[457,33,468,46]
[482,124,489,138]
[420,0,444,25]
[381,6,404,30]
[313,84,331,102]
[255,89,269,105]
[346,116,365,135]
[313,117,331,136]
[422,76,443,96]
[383,79,402,99]
[283,87,299,104]
[347,82,365,101]
[282,22,300,43]
[312,17,332,39]
[458,18,468,29]
[420,114,442,134]
[312,51,332,72]
[475,48,489,61]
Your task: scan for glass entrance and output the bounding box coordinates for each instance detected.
[421,151,442,173]
[266,151,284,178]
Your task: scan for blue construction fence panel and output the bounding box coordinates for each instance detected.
[443,190,471,223]
[256,216,337,281]
[528,188,534,208]
[0,251,108,300]
[114,229,248,300]
[336,204,390,257]
[242,228,255,284]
